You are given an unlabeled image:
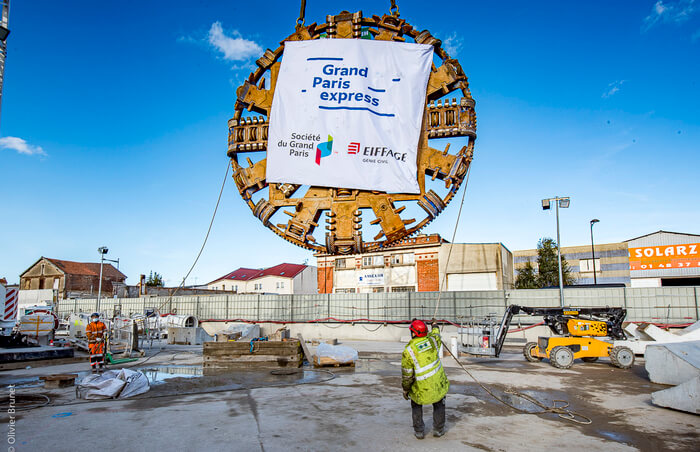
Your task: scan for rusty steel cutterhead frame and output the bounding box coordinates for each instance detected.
[227,10,476,256]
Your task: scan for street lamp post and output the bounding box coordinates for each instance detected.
[97,246,108,312]
[542,196,570,307]
[590,219,600,285]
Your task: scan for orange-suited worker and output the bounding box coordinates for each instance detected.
[86,312,107,372]
[402,318,449,439]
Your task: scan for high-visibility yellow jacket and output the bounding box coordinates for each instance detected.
[401,326,449,405]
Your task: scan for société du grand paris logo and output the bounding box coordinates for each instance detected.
[315,135,333,165]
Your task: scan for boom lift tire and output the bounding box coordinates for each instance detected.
[523,342,542,362]
[581,357,599,363]
[550,346,574,369]
[609,346,635,369]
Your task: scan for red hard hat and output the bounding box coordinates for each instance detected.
[409,320,428,337]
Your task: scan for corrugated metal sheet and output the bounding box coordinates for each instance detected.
[627,231,700,247]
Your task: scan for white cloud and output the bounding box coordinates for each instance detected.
[207,22,262,62]
[442,33,463,56]
[643,0,697,32]
[0,136,46,156]
[602,80,626,98]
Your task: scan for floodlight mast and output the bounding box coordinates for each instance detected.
[541,196,570,307]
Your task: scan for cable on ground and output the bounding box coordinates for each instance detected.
[0,393,51,412]
[441,342,592,424]
[415,158,591,425]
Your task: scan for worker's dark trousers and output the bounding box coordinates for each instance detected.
[411,397,445,433]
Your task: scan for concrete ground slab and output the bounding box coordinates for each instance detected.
[0,344,697,451]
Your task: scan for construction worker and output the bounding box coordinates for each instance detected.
[86,313,107,372]
[402,318,449,439]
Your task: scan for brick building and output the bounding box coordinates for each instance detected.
[316,234,514,293]
[19,257,127,300]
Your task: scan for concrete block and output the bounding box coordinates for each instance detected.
[617,322,700,355]
[681,321,700,335]
[624,323,654,341]
[645,341,700,385]
[613,340,647,355]
[639,324,680,342]
[679,320,700,337]
[167,327,212,345]
[651,375,700,414]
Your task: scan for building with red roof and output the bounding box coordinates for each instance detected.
[207,263,317,294]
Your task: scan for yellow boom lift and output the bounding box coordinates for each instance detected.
[493,305,635,369]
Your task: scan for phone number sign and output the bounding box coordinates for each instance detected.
[629,243,700,271]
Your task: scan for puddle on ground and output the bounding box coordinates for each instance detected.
[0,377,44,389]
[353,358,399,375]
[139,365,203,385]
[598,430,632,443]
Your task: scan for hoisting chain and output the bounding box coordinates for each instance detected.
[390,0,400,17]
[297,0,307,28]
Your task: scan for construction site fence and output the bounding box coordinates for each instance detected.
[55,286,700,325]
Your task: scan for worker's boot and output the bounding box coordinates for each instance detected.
[414,430,425,440]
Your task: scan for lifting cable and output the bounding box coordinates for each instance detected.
[390,0,400,17]
[296,0,306,28]
[432,163,471,320]
[426,161,591,425]
[155,162,230,314]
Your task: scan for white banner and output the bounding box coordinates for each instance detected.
[358,270,385,286]
[266,39,433,194]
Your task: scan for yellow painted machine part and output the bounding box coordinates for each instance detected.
[532,337,613,359]
[566,319,608,337]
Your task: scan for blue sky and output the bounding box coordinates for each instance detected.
[1,1,699,285]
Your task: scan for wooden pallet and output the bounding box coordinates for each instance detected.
[313,355,356,368]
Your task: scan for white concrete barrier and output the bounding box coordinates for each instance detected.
[645,341,700,385]
[651,375,699,414]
